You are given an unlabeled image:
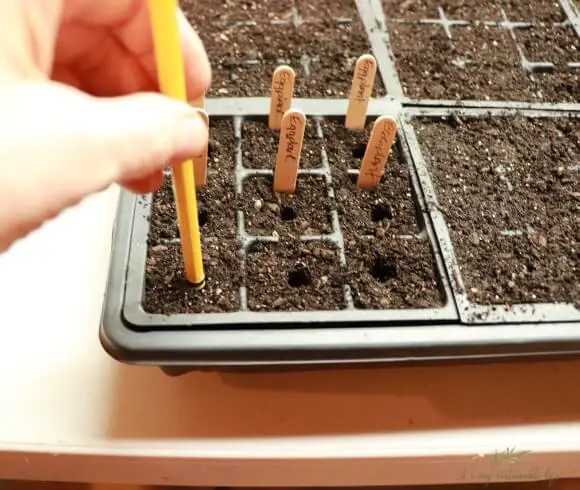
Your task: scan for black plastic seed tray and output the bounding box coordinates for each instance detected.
[101,98,464,368]
[100,98,580,370]
[99,0,580,371]
[400,107,579,325]
[364,0,580,109]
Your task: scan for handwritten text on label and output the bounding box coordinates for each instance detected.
[345,54,377,130]
[269,66,295,129]
[357,116,397,189]
[273,109,306,193]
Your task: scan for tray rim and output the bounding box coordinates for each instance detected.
[100,106,580,367]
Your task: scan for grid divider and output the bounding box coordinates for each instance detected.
[363,0,580,109]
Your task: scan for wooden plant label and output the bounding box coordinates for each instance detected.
[345,54,377,130]
[192,109,209,186]
[273,109,306,193]
[357,116,397,189]
[268,65,296,130]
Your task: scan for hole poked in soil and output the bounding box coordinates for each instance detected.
[414,114,580,307]
[288,263,312,287]
[240,175,333,236]
[280,205,297,221]
[371,202,393,222]
[198,209,209,227]
[371,256,398,282]
[352,143,366,159]
[345,237,444,309]
[246,240,345,312]
[207,141,215,161]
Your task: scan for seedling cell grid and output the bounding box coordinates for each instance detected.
[100,0,580,369]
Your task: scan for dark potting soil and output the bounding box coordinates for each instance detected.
[297,0,360,19]
[241,175,333,237]
[388,21,580,103]
[143,240,241,314]
[245,239,346,311]
[321,119,443,309]
[291,20,386,98]
[143,119,241,314]
[182,0,386,98]
[414,114,580,307]
[515,25,580,102]
[381,0,503,20]
[322,119,420,239]
[501,0,568,23]
[345,237,444,309]
[143,115,445,314]
[242,119,321,169]
[381,0,566,22]
[183,0,296,23]
[147,119,237,242]
[517,25,580,69]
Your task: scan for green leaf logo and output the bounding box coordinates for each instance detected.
[490,448,531,466]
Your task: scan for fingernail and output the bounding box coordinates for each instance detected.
[176,112,208,157]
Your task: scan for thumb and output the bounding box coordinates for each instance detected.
[0,82,207,251]
[81,89,209,185]
[82,90,209,194]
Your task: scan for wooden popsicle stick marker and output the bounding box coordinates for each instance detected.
[269,66,296,129]
[357,116,398,189]
[273,109,306,193]
[345,54,377,130]
[192,109,209,187]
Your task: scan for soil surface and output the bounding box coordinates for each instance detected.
[415,114,580,307]
[182,0,386,98]
[144,119,241,314]
[143,115,444,314]
[144,240,242,314]
[297,0,360,20]
[241,175,333,236]
[381,0,566,22]
[345,237,443,309]
[388,20,579,103]
[381,0,503,20]
[501,0,567,23]
[246,239,346,311]
[242,119,321,168]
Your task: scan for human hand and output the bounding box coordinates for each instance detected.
[0,0,210,252]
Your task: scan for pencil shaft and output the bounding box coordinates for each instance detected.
[148,0,205,285]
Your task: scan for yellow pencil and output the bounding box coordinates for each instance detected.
[148,0,205,288]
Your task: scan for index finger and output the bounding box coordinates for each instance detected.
[63,0,211,100]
